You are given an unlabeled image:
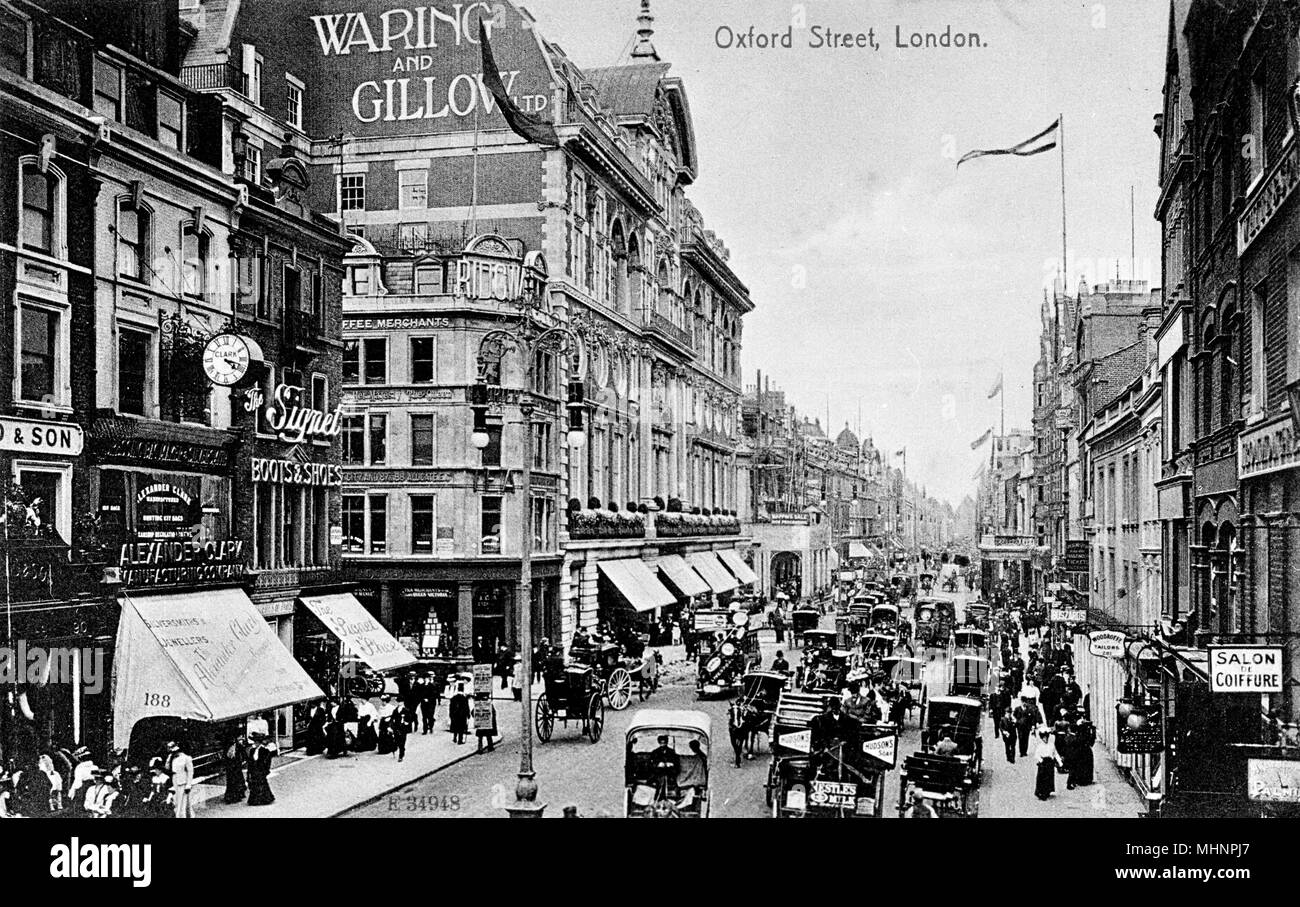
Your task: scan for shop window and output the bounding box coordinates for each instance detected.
[117,327,151,416]
[116,199,150,280]
[12,465,69,544]
[480,495,502,554]
[410,337,435,383]
[18,302,57,403]
[411,413,435,466]
[411,494,435,554]
[255,485,276,567]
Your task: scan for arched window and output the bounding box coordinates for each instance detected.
[1219,301,1238,424]
[656,259,671,321]
[116,196,152,280]
[19,159,65,258]
[609,218,627,313]
[626,232,642,316]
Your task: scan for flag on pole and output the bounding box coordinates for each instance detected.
[970,428,993,450]
[894,448,906,459]
[479,21,559,147]
[956,118,1059,169]
[987,373,1003,399]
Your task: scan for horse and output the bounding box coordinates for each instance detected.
[727,700,765,767]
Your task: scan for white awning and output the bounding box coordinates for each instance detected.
[849,541,871,559]
[113,588,324,750]
[654,554,710,598]
[716,548,759,585]
[598,559,677,612]
[300,592,417,672]
[687,552,739,595]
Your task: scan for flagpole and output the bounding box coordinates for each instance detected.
[999,371,1005,438]
[1058,112,1067,359]
[469,108,481,236]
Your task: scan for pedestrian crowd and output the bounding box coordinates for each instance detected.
[987,619,1097,803]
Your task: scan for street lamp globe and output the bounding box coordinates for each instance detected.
[567,427,586,449]
[471,429,491,450]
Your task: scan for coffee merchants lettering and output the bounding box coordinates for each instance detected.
[343,317,450,331]
[251,458,343,486]
[118,540,245,587]
[95,436,230,470]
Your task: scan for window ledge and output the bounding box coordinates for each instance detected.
[12,401,73,416]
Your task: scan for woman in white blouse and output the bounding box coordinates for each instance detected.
[1033,729,1063,800]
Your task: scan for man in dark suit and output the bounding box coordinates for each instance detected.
[810,698,861,776]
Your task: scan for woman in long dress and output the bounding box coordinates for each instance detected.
[246,735,276,806]
[1068,719,1096,788]
[1033,730,1062,801]
[222,736,247,804]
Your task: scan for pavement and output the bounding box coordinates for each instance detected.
[194,645,698,819]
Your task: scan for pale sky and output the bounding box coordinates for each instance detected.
[523,0,1167,505]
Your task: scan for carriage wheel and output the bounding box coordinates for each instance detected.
[587,694,605,743]
[535,695,554,743]
[606,667,633,711]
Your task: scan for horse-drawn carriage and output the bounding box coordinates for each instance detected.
[965,602,991,631]
[880,655,928,726]
[898,751,976,817]
[948,654,991,702]
[765,691,891,818]
[918,694,984,792]
[799,646,852,695]
[727,670,788,764]
[789,604,823,647]
[696,611,760,699]
[914,598,955,650]
[952,628,992,662]
[624,710,711,818]
[536,663,606,743]
[569,640,656,710]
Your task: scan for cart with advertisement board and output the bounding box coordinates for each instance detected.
[536,662,605,743]
[624,710,712,818]
[696,611,760,698]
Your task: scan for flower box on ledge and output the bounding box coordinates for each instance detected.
[566,509,646,541]
[654,512,741,538]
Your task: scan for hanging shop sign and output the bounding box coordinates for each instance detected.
[1063,540,1090,574]
[1049,607,1087,624]
[1207,646,1284,693]
[244,383,343,445]
[1247,758,1300,804]
[1088,630,1127,659]
[1115,701,1163,755]
[0,416,83,456]
[116,539,247,587]
[1238,416,1300,481]
[1238,137,1300,255]
[251,457,343,486]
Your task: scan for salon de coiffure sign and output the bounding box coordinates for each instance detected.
[286,1,553,136]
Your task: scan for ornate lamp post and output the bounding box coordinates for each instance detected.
[471,274,584,818]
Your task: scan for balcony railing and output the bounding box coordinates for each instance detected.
[182,63,248,96]
[647,312,693,350]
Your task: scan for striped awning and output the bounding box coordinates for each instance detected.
[598,559,677,612]
[654,554,710,598]
[687,552,739,595]
[716,548,758,585]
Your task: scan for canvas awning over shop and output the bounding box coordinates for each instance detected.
[687,552,739,595]
[654,554,710,598]
[112,588,324,750]
[717,548,759,585]
[300,592,417,672]
[849,541,872,559]
[598,559,677,612]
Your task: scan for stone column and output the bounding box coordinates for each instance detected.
[457,582,474,654]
